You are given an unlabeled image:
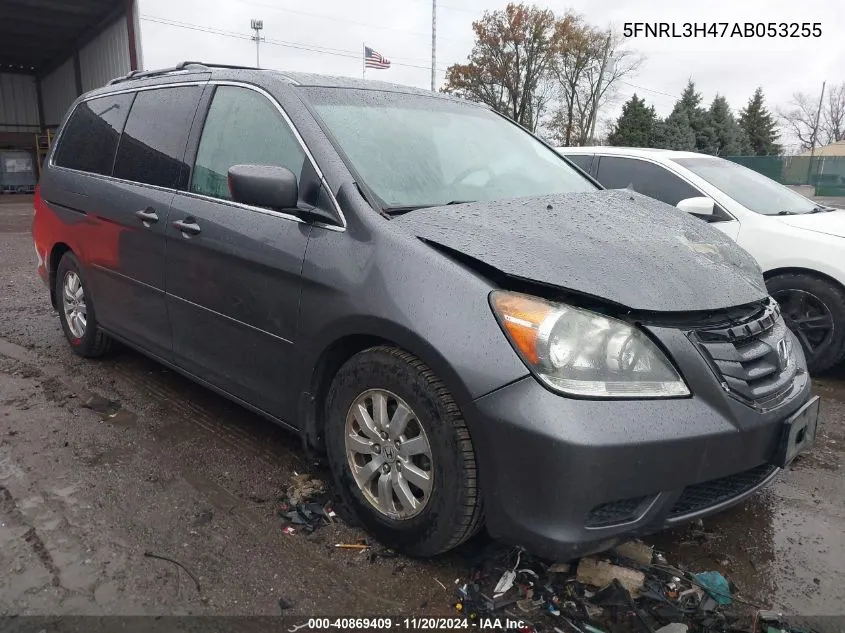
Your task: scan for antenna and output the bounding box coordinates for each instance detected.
[250,19,265,68]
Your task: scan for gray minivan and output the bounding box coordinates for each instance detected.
[33,62,818,559]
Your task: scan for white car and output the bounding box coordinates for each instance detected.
[557,146,845,373]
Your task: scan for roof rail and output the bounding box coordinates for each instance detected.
[107,61,259,86]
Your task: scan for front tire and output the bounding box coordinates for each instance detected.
[324,346,483,556]
[767,272,845,374]
[55,252,113,358]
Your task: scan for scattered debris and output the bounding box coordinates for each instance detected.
[452,541,756,633]
[613,539,654,566]
[334,543,369,550]
[277,473,333,534]
[694,571,732,605]
[143,550,201,593]
[282,526,296,535]
[287,473,326,505]
[576,557,645,596]
[278,597,295,612]
[80,393,121,417]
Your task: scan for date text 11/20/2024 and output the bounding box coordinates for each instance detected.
[289,618,527,631]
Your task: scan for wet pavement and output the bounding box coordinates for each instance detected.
[1,195,843,616]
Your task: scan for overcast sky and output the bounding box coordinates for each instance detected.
[137,0,843,150]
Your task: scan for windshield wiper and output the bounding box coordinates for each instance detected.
[383,200,477,217]
[809,205,833,213]
[382,205,424,217]
[777,210,797,215]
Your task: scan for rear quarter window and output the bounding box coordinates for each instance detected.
[53,93,134,175]
[563,154,594,174]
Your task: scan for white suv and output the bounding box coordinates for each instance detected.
[557,146,845,373]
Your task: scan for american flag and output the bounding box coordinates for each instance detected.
[364,46,391,70]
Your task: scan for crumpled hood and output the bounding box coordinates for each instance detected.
[392,190,767,312]
[777,209,845,239]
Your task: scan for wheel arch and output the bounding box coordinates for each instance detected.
[763,266,845,293]
[48,242,73,308]
[298,327,476,456]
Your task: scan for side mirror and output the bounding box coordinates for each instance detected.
[228,164,298,210]
[676,196,715,217]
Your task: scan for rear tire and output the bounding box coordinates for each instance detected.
[767,272,845,374]
[324,346,483,556]
[55,252,113,358]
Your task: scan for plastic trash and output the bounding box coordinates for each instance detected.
[695,571,732,605]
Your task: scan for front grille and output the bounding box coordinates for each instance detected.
[692,299,798,409]
[585,495,651,528]
[669,463,777,518]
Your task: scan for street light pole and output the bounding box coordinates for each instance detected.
[430,0,437,91]
[250,19,264,68]
[806,81,826,186]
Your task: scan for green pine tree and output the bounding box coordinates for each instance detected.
[739,87,782,156]
[651,110,696,151]
[704,95,749,157]
[672,80,709,151]
[607,94,657,147]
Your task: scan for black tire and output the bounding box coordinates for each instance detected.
[55,252,113,358]
[324,346,483,557]
[767,272,845,374]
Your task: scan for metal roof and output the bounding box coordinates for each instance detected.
[0,0,122,74]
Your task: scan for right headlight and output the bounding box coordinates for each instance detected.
[490,291,690,398]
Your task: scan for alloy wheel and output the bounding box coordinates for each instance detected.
[773,288,835,357]
[62,270,87,339]
[345,389,433,520]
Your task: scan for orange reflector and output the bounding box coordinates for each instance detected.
[490,292,553,365]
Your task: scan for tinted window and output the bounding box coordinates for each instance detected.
[53,94,134,175]
[563,154,594,174]
[191,86,306,202]
[596,156,701,206]
[113,86,202,189]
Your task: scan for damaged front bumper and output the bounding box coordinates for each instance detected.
[465,318,814,561]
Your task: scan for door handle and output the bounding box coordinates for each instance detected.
[135,207,159,225]
[173,218,201,237]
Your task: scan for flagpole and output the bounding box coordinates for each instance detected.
[362,42,366,80]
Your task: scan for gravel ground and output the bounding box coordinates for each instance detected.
[1,194,843,617]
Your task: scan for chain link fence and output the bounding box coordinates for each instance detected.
[727,155,845,196]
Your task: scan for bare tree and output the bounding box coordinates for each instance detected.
[823,82,845,144]
[779,82,845,150]
[442,3,561,131]
[549,23,643,146]
[549,14,600,146]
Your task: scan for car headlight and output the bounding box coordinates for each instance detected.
[490,291,689,398]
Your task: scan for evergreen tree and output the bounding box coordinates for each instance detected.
[607,94,657,147]
[696,95,748,156]
[671,80,709,151]
[739,87,782,155]
[651,109,696,151]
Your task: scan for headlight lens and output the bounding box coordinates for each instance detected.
[490,291,689,398]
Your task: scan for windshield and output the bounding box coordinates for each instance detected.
[672,156,818,215]
[304,88,596,209]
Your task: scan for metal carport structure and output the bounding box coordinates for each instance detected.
[0,0,142,173]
